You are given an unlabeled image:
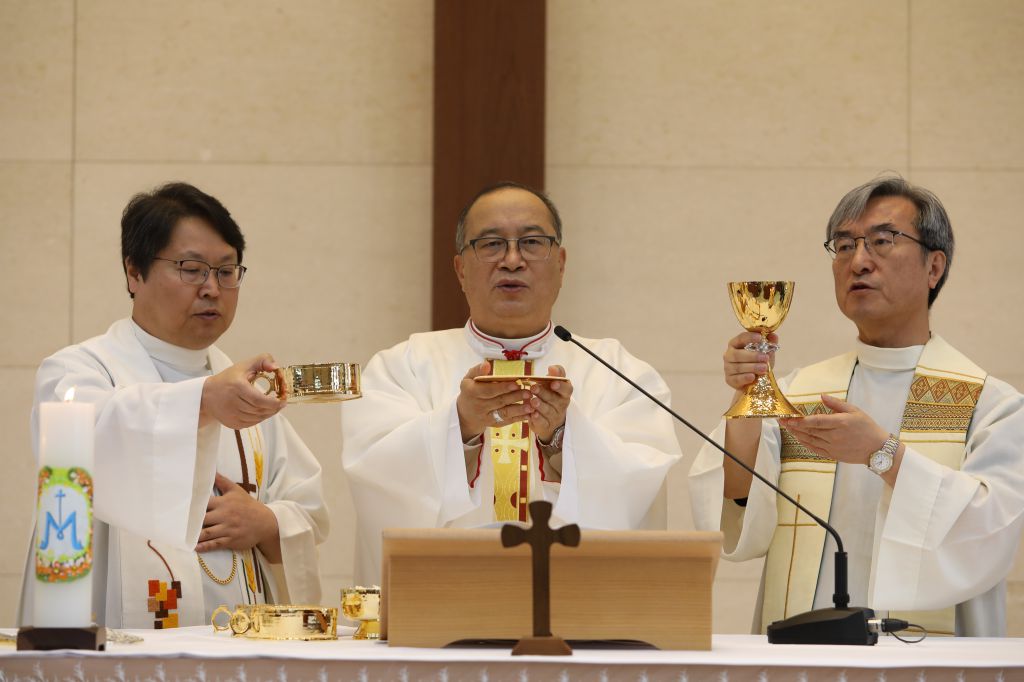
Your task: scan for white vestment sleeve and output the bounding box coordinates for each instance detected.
[342,344,476,581]
[688,416,783,560]
[553,344,682,529]
[32,349,215,551]
[260,415,329,604]
[871,377,1024,611]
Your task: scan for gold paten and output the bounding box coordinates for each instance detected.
[724,281,802,419]
[211,604,338,640]
[341,586,381,640]
[252,362,361,404]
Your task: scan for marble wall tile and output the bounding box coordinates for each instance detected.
[0,368,45,624]
[71,163,432,366]
[0,0,73,160]
[0,575,25,627]
[911,0,1024,169]
[547,166,899,376]
[548,0,908,168]
[75,1,432,164]
[0,163,72,366]
[910,171,1023,379]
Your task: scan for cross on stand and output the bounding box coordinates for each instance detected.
[501,500,580,656]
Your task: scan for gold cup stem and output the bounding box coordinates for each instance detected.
[724,364,801,419]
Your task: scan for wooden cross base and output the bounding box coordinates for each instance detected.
[17,625,106,651]
[511,634,573,656]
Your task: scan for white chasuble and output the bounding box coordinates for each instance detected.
[689,335,1024,636]
[342,321,682,585]
[20,318,328,628]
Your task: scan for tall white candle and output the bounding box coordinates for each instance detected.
[33,388,96,628]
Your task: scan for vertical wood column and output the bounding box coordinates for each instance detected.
[432,0,546,330]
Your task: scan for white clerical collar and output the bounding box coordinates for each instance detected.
[131,319,210,373]
[855,338,925,372]
[464,320,554,360]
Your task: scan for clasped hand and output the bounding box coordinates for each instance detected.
[456,361,572,443]
[196,473,280,558]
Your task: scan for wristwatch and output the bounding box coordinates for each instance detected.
[539,424,565,454]
[868,434,899,475]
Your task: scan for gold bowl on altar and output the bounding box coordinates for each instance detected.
[211,604,338,640]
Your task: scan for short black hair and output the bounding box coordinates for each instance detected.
[121,182,245,298]
[455,181,563,252]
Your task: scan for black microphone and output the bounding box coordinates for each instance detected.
[553,325,877,645]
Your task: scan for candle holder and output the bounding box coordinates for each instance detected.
[16,625,105,651]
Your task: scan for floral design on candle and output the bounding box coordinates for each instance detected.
[35,465,93,583]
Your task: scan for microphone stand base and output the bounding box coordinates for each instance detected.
[767,607,877,645]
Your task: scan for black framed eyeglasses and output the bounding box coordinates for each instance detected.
[461,235,560,262]
[824,229,928,261]
[154,258,247,288]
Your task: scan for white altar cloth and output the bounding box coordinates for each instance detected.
[1,627,1022,681]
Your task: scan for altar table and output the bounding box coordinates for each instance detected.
[2,627,1022,681]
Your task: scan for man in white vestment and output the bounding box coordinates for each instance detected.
[689,176,1024,636]
[342,182,681,584]
[20,183,328,628]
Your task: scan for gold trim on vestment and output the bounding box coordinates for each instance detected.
[760,338,986,635]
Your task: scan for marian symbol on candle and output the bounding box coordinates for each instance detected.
[35,466,93,583]
[40,489,84,551]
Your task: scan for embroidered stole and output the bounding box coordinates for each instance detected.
[488,359,534,522]
[762,335,985,635]
[142,424,269,628]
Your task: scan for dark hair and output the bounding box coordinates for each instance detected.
[121,182,245,298]
[455,181,563,252]
[826,175,954,307]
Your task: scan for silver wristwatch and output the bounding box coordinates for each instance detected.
[539,424,565,454]
[868,434,899,475]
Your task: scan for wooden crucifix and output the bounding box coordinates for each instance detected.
[501,500,580,656]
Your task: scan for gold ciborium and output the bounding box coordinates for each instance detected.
[252,362,361,404]
[341,586,381,640]
[724,281,801,419]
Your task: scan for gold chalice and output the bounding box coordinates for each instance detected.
[724,281,801,419]
[252,362,361,404]
[341,586,381,640]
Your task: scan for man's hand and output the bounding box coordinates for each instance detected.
[200,354,285,429]
[778,394,890,465]
[456,361,534,441]
[196,473,282,562]
[721,332,780,498]
[527,365,572,443]
[723,331,778,391]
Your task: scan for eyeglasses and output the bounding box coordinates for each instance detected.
[154,258,247,288]
[824,229,928,261]
[461,235,560,262]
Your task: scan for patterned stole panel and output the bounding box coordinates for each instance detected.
[761,338,985,636]
[761,351,854,633]
[488,359,533,522]
[890,356,985,635]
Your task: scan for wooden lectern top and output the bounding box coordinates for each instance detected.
[381,528,723,650]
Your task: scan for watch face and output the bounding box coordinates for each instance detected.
[870,451,892,473]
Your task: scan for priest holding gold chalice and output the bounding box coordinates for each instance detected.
[689,176,1024,637]
[342,181,682,585]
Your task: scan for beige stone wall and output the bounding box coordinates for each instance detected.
[546,0,1024,634]
[1,0,1020,635]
